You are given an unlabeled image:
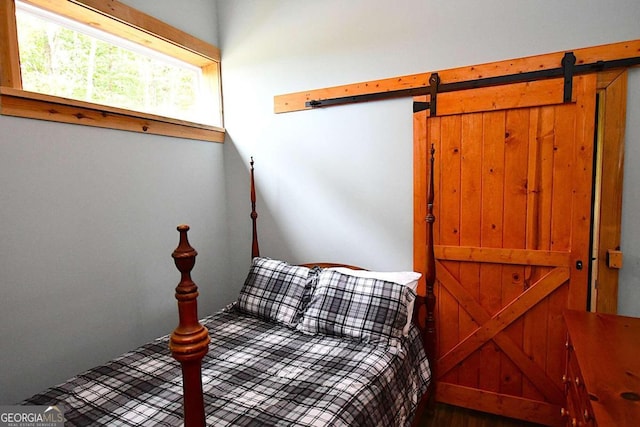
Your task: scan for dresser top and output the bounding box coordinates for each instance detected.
[564,310,640,426]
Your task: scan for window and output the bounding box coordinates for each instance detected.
[0,0,224,142]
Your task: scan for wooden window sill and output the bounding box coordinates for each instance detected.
[0,87,225,143]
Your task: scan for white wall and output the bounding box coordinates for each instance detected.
[0,1,228,404]
[217,0,640,315]
[619,68,640,317]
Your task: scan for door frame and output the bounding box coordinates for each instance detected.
[590,70,627,313]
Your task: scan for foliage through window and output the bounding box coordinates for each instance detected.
[0,0,223,142]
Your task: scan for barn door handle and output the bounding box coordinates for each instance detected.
[576,260,583,270]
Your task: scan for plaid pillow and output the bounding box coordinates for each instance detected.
[327,267,421,336]
[237,257,311,327]
[297,269,414,351]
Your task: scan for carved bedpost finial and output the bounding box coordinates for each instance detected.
[173,224,198,287]
[169,225,209,427]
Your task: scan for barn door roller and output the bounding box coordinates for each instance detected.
[562,52,577,103]
[413,73,439,115]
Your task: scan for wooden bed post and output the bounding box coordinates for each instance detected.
[250,157,260,258]
[412,146,437,423]
[424,145,436,375]
[169,225,210,427]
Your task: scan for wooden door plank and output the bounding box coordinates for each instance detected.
[521,107,544,402]
[522,105,555,401]
[435,245,571,266]
[439,115,463,384]
[500,108,530,397]
[429,116,442,251]
[525,108,542,252]
[437,382,564,427]
[537,106,556,250]
[550,104,576,252]
[478,111,506,393]
[434,78,567,117]
[457,112,483,389]
[544,99,579,390]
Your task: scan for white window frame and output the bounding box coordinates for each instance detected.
[0,0,224,143]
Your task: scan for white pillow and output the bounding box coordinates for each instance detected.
[327,267,421,336]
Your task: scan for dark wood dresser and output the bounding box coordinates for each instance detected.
[563,310,640,426]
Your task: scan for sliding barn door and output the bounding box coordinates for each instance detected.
[413,75,597,426]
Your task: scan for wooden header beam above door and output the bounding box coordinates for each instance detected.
[273,39,640,114]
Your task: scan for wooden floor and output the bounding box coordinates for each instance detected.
[417,403,547,427]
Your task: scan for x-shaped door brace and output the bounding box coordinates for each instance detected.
[436,261,569,404]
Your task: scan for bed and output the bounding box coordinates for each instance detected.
[23,155,437,426]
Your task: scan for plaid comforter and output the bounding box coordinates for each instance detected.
[24,307,431,426]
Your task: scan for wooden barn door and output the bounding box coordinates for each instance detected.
[414,75,597,426]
